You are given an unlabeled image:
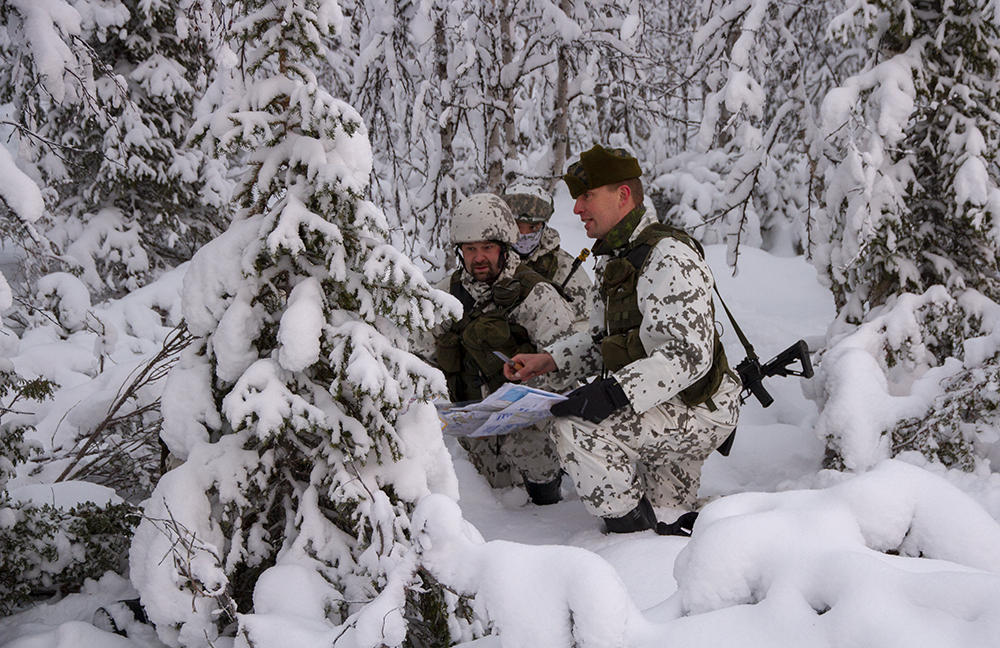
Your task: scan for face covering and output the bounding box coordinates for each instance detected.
[513,227,544,256]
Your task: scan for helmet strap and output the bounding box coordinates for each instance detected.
[499,242,511,273]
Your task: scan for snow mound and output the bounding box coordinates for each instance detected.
[414,494,645,648]
[671,460,1000,637]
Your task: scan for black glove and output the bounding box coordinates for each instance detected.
[550,378,630,424]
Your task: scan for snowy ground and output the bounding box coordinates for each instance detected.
[4,194,1000,647]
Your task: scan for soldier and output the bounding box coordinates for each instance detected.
[422,193,577,505]
[505,146,741,533]
[502,187,593,330]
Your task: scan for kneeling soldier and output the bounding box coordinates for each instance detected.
[423,194,578,505]
[505,147,741,532]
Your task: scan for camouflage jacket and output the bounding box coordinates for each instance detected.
[544,208,739,416]
[520,227,593,332]
[414,258,578,397]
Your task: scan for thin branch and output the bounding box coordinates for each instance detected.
[55,322,194,482]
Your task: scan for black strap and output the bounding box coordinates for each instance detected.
[714,285,758,362]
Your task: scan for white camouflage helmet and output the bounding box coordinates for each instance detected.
[502,184,554,224]
[451,193,519,246]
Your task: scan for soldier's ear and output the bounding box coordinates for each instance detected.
[617,183,632,208]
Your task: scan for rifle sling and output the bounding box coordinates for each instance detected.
[713,285,758,363]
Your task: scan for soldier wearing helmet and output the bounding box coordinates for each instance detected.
[502,187,593,332]
[418,193,577,505]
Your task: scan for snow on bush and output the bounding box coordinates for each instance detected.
[414,494,641,648]
[811,286,1000,472]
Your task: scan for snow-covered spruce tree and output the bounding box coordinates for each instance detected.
[0,0,98,288]
[673,0,845,258]
[0,0,228,299]
[812,0,1000,471]
[128,0,470,646]
[817,0,1000,318]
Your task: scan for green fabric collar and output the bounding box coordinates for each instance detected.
[591,206,646,256]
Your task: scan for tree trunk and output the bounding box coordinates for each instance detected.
[436,14,456,258]
[550,0,573,190]
[486,0,512,191]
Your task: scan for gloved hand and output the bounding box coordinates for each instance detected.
[550,378,630,424]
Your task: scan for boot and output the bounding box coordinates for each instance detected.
[524,474,562,505]
[603,495,657,533]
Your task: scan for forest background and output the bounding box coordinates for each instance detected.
[3,0,1000,646]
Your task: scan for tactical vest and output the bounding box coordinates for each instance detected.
[599,223,733,410]
[526,250,559,282]
[436,264,547,402]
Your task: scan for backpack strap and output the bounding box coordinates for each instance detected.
[622,224,756,361]
[450,271,478,315]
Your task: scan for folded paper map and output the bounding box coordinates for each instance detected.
[436,383,568,437]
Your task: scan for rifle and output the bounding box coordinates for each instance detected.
[735,339,814,408]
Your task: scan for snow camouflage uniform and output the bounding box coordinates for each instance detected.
[504,193,593,332]
[421,194,576,491]
[546,206,740,515]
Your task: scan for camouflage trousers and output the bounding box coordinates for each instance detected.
[552,379,739,517]
[459,423,562,489]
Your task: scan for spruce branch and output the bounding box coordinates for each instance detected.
[54,322,194,483]
[145,502,241,626]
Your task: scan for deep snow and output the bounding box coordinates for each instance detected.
[3,190,1000,647]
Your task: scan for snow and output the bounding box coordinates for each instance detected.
[277,278,325,372]
[0,147,44,224]
[4,192,1000,648]
[0,272,12,314]
[7,0,83,104]
[8,482,121,509]
[34,273,92,334]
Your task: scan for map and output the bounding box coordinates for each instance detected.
[436,383,568,437]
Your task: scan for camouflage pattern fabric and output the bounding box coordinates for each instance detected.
[451,193,519,244]
[521,227,593,332]
[503,193,554,223]
[458,422,561,488]
[552,375,739,513]
[544,208,740,516]
[421,258,577,487]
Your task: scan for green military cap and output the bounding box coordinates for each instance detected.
[502,192,554,224]
[563,145,642,199]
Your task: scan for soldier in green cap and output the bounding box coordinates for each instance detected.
[503,145,741,534]
[502,186,593,331]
